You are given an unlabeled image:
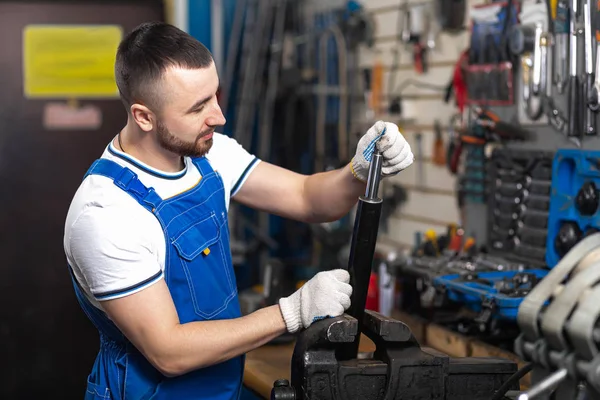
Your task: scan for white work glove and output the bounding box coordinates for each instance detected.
[279,269,352,333]
[351,120,414,182]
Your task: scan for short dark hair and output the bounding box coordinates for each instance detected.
[115,22,213,110]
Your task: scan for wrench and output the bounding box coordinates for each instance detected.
[568,0,582,138]
[589,0,600,113]
[584,0,597,134]
[555,0,570,94]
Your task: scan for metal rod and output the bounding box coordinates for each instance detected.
[365,150,383,199]
[518,368,568,400]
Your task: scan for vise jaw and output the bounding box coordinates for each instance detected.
[271,310,518,400]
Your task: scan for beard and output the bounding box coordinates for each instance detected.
[156,120,214,158]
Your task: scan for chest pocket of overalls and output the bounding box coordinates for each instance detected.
[172,211,236,319]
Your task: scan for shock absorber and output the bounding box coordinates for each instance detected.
[340,148,384,360]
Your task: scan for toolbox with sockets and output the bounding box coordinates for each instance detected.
[486,147,554,267]
[397,251,530,317]
[432,269,548,322]
[429,148,553,327]
[546,149,600,267]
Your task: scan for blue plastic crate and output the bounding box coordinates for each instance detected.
[433,269,549,321]
[546,149,600,267]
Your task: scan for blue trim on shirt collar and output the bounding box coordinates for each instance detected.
[107,143,187,180]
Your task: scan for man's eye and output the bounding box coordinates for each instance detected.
[194,107,204,113]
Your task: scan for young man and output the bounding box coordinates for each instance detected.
[64,22,413,400]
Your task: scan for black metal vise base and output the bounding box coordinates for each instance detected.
[271,310,519,400]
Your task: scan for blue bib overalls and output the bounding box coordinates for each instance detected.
[69,156,244,400]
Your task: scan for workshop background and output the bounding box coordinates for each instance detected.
[4,0,600,398]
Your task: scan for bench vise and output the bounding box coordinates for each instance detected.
[271,308,519,400]
[271,149,519,400]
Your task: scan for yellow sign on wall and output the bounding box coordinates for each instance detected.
[23,25,122,98]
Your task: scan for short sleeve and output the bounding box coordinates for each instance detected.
[67,205,163,301]
[206,133,261,198]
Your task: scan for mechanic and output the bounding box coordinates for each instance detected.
[64,22,413,400]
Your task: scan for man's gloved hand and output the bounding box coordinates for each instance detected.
[351,120,414,182]
[279,269,352,333]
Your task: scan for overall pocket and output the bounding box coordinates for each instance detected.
[85,375,112,400]
[171,212,236,319]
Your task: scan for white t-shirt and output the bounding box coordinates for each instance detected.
[64,132,260,310]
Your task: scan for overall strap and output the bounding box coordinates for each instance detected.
[84,159,163,212]
[190,156,215,177]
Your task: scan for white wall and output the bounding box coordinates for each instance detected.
[358,0,486,249]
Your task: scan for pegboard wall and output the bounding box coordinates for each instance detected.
[461,5,600,258]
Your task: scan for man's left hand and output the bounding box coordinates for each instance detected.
[351,120,414,182]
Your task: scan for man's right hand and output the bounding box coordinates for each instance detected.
[278,269,353,333]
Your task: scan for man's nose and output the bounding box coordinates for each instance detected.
[207,104,226,127]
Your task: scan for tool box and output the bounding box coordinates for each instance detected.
[433,269,548,322]
[396,251,527,316]
[427,148,552,330]
[486,147,554,267]
[546,149,600,267]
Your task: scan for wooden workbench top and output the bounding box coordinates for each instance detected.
[244,334,376,399]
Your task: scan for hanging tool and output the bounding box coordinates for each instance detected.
[508,0,548,120]
[587,0,600,123]
[584,0,597,135]
[591,0,600,112]
[554,0,570,93]
[529,22,546,120]
[532,22,545,95]
[401,2,430,73]
[539,30,551,115]
[447,114,463,174]
[473,106,531,140]
[520,55,540,119]
[568,0,582,138]
[415,132,425,189]
[447,107,529,176]
[433,120,446,166]
[401,0,411,44]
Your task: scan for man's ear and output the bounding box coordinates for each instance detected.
[130,103,154,132]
